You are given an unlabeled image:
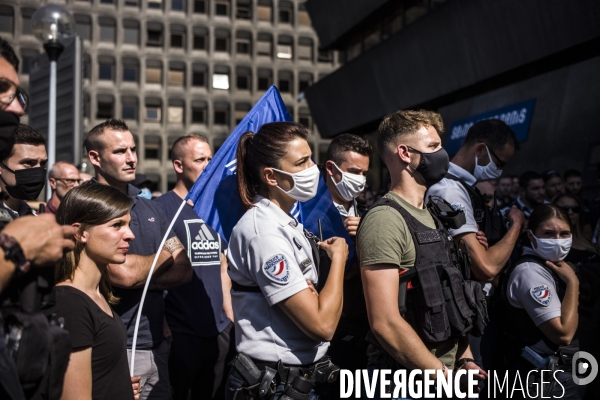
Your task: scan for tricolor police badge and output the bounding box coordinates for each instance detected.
[530,283,552,306]
[263,254,290,284]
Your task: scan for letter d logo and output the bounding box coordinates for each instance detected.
[572,351,598,385]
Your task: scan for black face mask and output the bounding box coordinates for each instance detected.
[0,163,47,200]
[406,146,449,187]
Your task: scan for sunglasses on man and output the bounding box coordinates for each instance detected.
[0,78,29,112]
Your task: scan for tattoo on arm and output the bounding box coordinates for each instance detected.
[163,237,184,254]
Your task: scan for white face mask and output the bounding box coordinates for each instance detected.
[529,230,572,262]
[330,162,366,202]
[474,146,503,180]
[272,164,320,202]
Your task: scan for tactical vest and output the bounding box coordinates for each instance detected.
[445,173,507,246]
[363,197,488,345]
[500,255,568,365]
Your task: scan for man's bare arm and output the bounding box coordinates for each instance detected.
[149,237,193,290]
[107,249,172,288]
[455,207,525,281]
[220,253,234,321]
[361,264,447,372]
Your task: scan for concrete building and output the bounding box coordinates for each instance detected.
[2,0,339,191]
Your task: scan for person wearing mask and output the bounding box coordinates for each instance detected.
[0,124,47,219]
[225,122,348,399]
[497,176,514,209]
[506,171,547,220]
[427,119,525,377]
[359,110,487,398]
[543,170,564,202]
[85,118,193,399]
[132,174,153,200]
[155,134,235,400]
[47,183,141,400]
[45,161,82,215]
[500,204,582,399]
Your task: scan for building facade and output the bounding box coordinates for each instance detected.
[2,0,339,191]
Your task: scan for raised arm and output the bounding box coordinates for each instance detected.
[278,237,348,342]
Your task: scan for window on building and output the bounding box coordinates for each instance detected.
[100,0,115,4]
[363,25,380,52]
[168,62,185,86]
[297,37,312,61]
[213,102,229,125]
[236,66,251,91]
[192,63,207,87]
[20,49,39,75]
[21,9,34,35]
[122,60,139,82]
[298,72,312,93]
[97,95,114,119]
[98,60,114,81]
[298,3,310,25]
[278,70,292,93]
[236,0,251,19]
[123,20,139,45]
[276,35,293,59]
[121,97,138,120]
[147,23,163,47]
[257,0,272,22]
[235,30,251,55]
[148,0,163,9]
[257,68,272,91]
[146,60,162,84]
[172,0,185,11]
[168,100,184,124]
[278,1,292,24]
[382,9,402,40]
[83,54,91,79]
[191,100,207,123]
[235,103,251,124]
[193,26,208,50]
[144,137,161,159]
[99,17,116,43]
[212,73,229,90]
[0,6,14,33]
[285,104,294,120]
[171,26,185,48]
[318,50,333,63]
[75,14,92,41]
[145,99,162,121]
[257,32,272,57]
[125,0,139,7]
[298,108,311,129]
[215,29,230,52]
[215,0,230,16]
[405,1,429,26]
[194,0,206,13]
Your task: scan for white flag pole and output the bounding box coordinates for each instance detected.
[129,198,187,376]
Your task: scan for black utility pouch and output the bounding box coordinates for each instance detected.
[413,264,450,343]
[442,266,475,337]
[461,280,488,337]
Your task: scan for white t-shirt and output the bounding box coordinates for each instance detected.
[506,247,562,355]
[227,196,328,364]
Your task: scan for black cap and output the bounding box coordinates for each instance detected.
[542,170,561,183]
[133,174,152,188]
[0,110,19,161]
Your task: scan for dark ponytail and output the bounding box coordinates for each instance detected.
[236,122,310,209]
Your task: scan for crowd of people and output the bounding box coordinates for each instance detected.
[1,35,600,400]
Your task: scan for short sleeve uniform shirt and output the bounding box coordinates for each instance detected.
[227,196,327,365]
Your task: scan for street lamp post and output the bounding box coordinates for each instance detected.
[32,5,75,201]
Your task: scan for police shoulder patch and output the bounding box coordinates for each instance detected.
[530,283,552,306]
[263,254,290,284]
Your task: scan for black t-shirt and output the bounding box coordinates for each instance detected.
[111,184,176,349]
[46,286,133,400]
[154,190,231,337]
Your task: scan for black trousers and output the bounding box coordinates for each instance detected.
[168,322,235,400]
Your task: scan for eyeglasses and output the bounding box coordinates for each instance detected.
[55,178,83,186]
[559,205,580,213]
[478,141,507,168]
[0,78,29,112]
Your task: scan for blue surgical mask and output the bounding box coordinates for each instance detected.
[139,188,152,200]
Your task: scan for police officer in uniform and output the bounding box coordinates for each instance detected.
[500,204,582,399]
[358,110,487,399]
[225,122,348,400]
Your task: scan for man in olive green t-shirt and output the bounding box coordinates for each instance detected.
[357,110,487,398]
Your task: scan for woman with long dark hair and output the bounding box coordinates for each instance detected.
[46,183,140,400]
[225,122,348,399]
[501,204,583,399]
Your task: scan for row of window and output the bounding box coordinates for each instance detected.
[92,95,312,129]
[0,1,311,37]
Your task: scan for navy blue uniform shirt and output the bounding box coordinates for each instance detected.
[154,190,231,337]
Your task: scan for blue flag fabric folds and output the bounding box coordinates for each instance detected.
[186,85,355,268]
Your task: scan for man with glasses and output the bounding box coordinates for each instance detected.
[427,119,525,383]
[45,161,81,215]
[0,38,27,116]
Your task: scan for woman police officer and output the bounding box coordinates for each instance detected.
[501,204,583,399]
[225,122,348,400]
